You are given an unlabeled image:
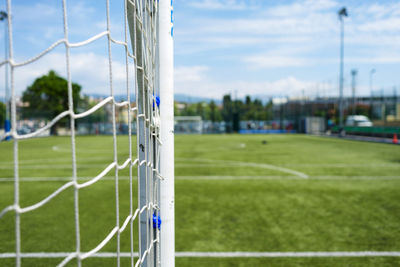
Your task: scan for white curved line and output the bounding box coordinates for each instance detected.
[119,215,133,233]
[0,131,11,142]
[14,39,66,67]
[109,38,136,59]
[177,158,309,179]
[19,182,75,214]
[153,169,165,180]
[56,252,76,267]
[113,100,130,107]
[0,59,10,67]
[80,227,119,260]
[110,37,128,47]
[16,110,71,140]
[134,239,158,267]
[131,208,140,222]
[117,158,131,170]
[74,97,113,119]
[0,205,15,219]
[69,31,108,47]
[76,162,116,189]
[238,161,308,179]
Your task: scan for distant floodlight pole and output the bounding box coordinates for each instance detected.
[351,69,357,115]
[338,7,347,131]
[369,69,375,119]
[0,10,10,139]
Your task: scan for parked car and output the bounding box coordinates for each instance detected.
[345,115,373,127]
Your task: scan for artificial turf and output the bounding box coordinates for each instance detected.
[1,134,400,266]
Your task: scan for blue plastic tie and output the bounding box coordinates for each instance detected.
[153,213,161,230]
[153,213,157,229]
[156,95,160,107]
[4,119,11,141]
[157,215,162,230]
[153,94,160,109]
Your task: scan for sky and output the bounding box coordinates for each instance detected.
[1,0,400,101]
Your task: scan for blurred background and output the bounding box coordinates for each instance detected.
[1,1,400,266]
[1,0,399,139]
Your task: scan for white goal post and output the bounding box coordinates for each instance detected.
[158,0,175,266]
[0,0,174,266]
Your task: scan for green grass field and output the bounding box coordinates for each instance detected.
[1,134,400,266]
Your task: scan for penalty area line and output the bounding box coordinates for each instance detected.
[1,251,400,258]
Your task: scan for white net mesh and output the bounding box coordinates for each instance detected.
[0,0,162,266]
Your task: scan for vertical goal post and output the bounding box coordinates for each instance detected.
[159,0,175,266]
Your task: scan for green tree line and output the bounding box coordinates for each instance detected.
[176,94,273,123]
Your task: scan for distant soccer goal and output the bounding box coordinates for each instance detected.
[0,0,174,266]
[174,116,203,134]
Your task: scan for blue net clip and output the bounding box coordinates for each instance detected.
[152,94,160,109]
[152,213,157,229]
[157,215,162,230]
[153,213,161,230]
[4,119,11,141]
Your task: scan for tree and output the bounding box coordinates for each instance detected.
[209,101,217,122]
[0,102,5,129]
[196,102,204,118]
[22,70,81,134]
[222,94,233,132]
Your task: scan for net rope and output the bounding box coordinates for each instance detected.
[0,0,161,266]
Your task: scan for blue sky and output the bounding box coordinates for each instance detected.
[1,0,400,100]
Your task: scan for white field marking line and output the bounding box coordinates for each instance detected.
[0,156,114,165]
[175,175,400,180]
[2,162,399,169]
[2,175,400,183]
[278,163,400,168]
[0,164,117,169]
[177,158,309,179]
[0,163,329,170]
[51,145,119,153]
[1,157,397,168]
[176,163,400,168]
[174,158,400,168]
[0,163,269,169]
[0,162,212,167]
[1,162,314,170]
[1,251,400,258]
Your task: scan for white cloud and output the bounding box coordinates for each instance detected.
[178,0,400,56]
[243,55,309,68]
[175,66,209,82]
[348,56,400,64]
[264,0,338,17]
[189,0,251,10]
[174,65,315,98]
[9,52,127,96]
[357,18,400,33]
[242,44,319,68]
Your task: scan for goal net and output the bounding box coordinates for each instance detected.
[0,0,173,266]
